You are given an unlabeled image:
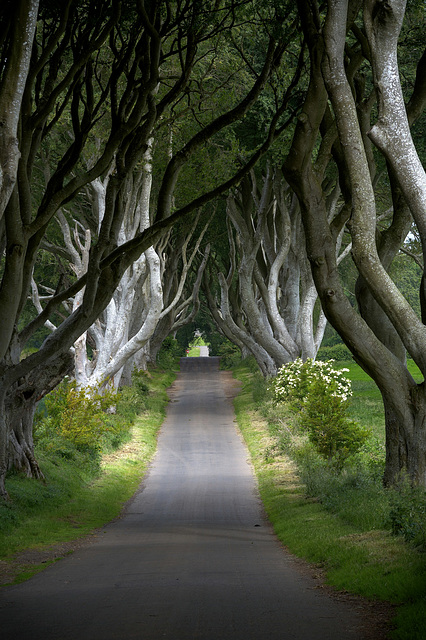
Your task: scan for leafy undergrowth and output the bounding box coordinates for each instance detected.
[233,361,426,640]
[0,367,175,584]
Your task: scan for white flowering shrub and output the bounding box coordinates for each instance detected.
[271,358,352,407]
[270,359,368,469]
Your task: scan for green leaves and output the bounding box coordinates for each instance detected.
[302,383,369,469]
[271,358,369,468]
[42,378,121,453]
[270,358,352,406]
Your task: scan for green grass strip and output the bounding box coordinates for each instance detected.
[187,346,201,357]
[0,368,174,584]
[233,366,426,640]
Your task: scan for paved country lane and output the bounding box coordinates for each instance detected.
[0,357,368,639]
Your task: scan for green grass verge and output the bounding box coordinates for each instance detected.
[232,362,426,640]
[187,346,201,357]
[0,368,174,583]
[186,336,209,358]
[338,359,423,442]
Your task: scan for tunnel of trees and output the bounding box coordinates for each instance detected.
[0,0,425,497]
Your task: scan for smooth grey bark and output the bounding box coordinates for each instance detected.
[323,0,426,371]
[283,0,426,486]
[148,238,211,366]
[0,1,286,497]
[0,0,39,221]
[323,0,426,484]
[204,271,277,377]
[73,148,164,390]
[226,178,295,368]
[43,156,211,391]
[222,169,329,371]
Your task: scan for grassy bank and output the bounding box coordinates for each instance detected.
[2,357,425,640]
[0,367,175,584]
[233,360,426,640]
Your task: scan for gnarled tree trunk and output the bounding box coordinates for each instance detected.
[284,0,426,486]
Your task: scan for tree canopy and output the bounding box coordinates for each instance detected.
[0,0,426,496]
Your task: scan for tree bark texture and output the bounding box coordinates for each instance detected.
[1,1,287,494]
[283,0,426,485]
[0,0,39,221]
[211,169,329,373]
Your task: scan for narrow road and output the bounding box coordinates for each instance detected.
[1,358,369,639]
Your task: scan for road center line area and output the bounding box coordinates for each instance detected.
[0,357,367,639]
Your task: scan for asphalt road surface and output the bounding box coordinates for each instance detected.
[0,357,370,639]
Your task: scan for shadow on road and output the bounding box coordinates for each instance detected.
[179,356,220,372]
[0,354,373,640]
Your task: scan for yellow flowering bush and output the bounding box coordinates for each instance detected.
[44,379,120,451]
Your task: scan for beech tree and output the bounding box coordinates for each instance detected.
[6,0,424,499]
[0,0,288,498]
[206,168,333,375]
[0,0,39,220]
[35,145,210,390]
[283,0,426,486]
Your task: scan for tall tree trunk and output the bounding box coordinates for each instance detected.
[0,349,73,499]
[283,0,426,485]
[204,272,278,377]
[382,384,426,487]
[0,0,39,220]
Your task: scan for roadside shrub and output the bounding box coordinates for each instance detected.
[252,371,269,405]
[157,336,183,369]
[218,340,241,369]
[270,358,316,409]
[110,368,151,448]
[389,480,426,550]
[38,379,120,454]
[243,355,261,373]
[271,358,352,406]
[317,343,352,362]
[352,436,386,482]
[293,440,389,530]
[301,379,370,469]
[270,359,368,469]
[119,368,150,411]
[293,442,329,496]
[61,386,119,450]
[32,366,160,477]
